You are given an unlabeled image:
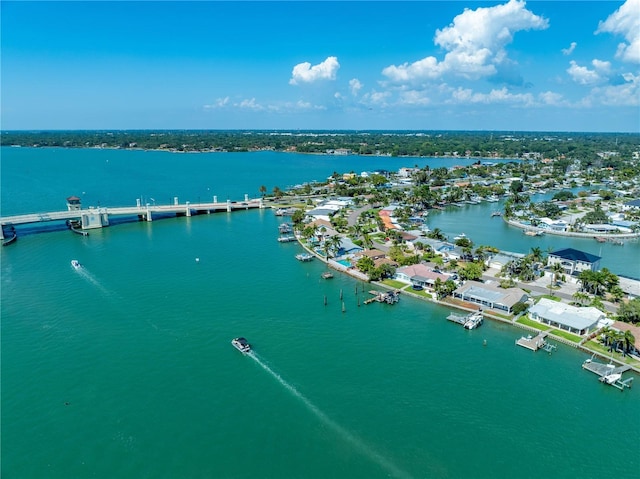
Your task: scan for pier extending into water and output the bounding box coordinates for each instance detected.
[0,196,264,242]
[582,356,633,391]
[515,332,557,354]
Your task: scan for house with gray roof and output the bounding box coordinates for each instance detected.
[337,237,363,256]
[528,298,604,336]
[547,248,601,275]
[453,280,528,313]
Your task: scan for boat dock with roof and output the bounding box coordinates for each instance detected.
[582,355,633,391]
[515,332,556,353]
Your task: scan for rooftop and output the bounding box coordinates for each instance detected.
[549,248,601,263]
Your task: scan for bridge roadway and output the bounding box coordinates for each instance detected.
[0,199,264,239]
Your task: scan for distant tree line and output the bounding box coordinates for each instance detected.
[2,130,639,163]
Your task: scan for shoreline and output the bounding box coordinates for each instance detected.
[503,217,640,239]
[298,238,640,375]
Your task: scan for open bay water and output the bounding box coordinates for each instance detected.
[1,147,638,479]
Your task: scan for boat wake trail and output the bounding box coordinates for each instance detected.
[248,352,412,479]
[74,267,112,296]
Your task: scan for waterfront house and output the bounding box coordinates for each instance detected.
[547,248,601,275]
[452,280,528,313]
[528,298,604,336]
[486,251,526,270]
[336,237,363,256]
[395,264,449,289]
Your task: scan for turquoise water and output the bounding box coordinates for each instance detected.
[1,147,639,479]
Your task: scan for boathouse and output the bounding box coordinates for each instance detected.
[528,298,604,336]
[452,280,528,313]
[547,248,601,276]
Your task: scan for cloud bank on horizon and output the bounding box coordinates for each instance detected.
[2,0,639,132]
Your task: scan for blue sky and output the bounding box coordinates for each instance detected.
[2,1,639,132]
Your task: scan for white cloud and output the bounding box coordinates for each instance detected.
[562,42,577,55]
[449,86,535,105]
[289,56,340,85]
[203,97,230,109]
[567,59,610,85]
[538,91,565,106]
[349,78,363,96]
[590,72,639,106]
[596,0,640,64]
[238,98,264,110]
[397,90,431,106]
[383,0,548,84]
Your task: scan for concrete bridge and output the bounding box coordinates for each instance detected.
[0,196,264,241]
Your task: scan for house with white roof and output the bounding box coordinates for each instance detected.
[528,298,605,336]
[452,280,528,313]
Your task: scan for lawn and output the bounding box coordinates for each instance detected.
[549,329,582,343]
[517,317,549,331]
[381,279,406,289]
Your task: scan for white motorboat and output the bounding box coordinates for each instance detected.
[231,337,251,354]
[71,259,82,269]
[463,312,483,329]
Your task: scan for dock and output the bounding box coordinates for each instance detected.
[277,235,297,242]
[364,290,400,305]
[447,312,468,325]
[447,311,483,329]
[582,356,633,391]
[515,332,555,352]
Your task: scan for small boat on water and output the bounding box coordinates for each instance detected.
[463,312,483,329]
[594,236,607,243]
[491,211,502,217]
[295,253,314,262]
[321,271,334,279]
[454,233,467,241]
[71,259,82,269]
[231,337,251,354]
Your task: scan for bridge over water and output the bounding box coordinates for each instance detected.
[0,196,264,242]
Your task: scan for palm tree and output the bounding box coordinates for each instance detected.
[572,291,590,306]
[259,185,267,197]
[327,235,342,259]
[551,263,564,286]
[530,246,544,264]
[427,228,447,241]
[623,330,636,355]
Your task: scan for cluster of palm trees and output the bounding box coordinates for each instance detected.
[600,326,636,356]
[577,268,624,301]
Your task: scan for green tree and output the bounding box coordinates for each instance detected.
[618,298,640,324]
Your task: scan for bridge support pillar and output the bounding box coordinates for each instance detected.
[81,210,109,230]
[0,227,4,241]
[185,201,191,217]
[226,200,232,212]
[146,207,153,222]
[259,198,264,209]
[213,195,218,203]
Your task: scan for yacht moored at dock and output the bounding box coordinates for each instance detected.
[447,311,482,328]
[463,312,483,329]
[231,337,251,354]
[582,355,633,391]
[295,253,314,262]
